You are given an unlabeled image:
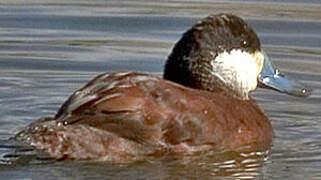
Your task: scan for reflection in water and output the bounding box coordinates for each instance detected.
[149,149,270,179]
[1,144,270,179]
[0,0,321,179]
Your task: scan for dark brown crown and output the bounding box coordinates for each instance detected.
[163,14,261,94]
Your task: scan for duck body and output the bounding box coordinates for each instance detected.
[16,71,272,161]
[15,14,310,161]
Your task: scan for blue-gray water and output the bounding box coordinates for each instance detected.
[0,0,321,179]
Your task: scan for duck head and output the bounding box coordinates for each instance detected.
[164,14,311,100]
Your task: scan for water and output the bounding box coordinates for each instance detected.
[0,0,320,179]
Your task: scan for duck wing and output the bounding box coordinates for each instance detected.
[54,71,168,144]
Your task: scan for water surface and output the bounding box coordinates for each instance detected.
[0,0,321,179]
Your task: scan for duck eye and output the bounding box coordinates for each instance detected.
[275,69,285,77]
[242,40,247,46]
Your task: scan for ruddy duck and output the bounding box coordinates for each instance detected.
[15,14,311,162]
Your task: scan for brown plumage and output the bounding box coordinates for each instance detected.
[16,71,272,161]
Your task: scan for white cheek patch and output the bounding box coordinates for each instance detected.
[211,49,261,97]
